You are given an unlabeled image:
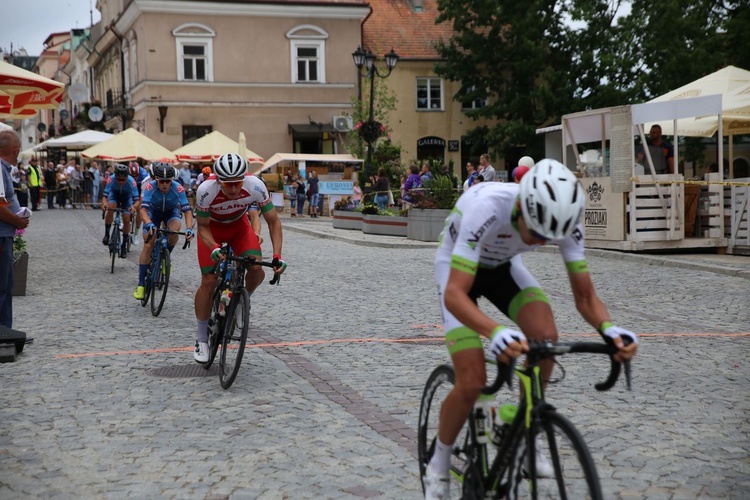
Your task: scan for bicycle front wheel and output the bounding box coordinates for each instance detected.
[504,410,602,500]
[109,231,119,273]
[418,365,481,499]
[203,293,222,370]
[150,249,170,317]
[219,288,250,389]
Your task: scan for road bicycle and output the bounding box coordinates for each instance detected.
[103,208,130,273]
[202,244,281,389]
[140,227,190,317]
[418,339,632,499]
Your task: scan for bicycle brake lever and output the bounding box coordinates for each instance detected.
[269,272,281,285]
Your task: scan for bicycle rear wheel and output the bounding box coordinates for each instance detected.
[418,365,482,499]
[140,262,152,307]
[219,288,250,389]
[150,249,170,316]
[504,410,602,499]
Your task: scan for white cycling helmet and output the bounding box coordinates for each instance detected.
[519,159,584,240]
[213,153,247,181]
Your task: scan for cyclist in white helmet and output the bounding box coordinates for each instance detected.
[192,153,286,363]
[423,159,638,500]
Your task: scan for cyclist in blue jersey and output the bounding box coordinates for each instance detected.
[129,162,151,245]
[133,162,195,299]
[102,163,139,258]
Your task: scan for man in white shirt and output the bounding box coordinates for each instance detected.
[478,153,496,182]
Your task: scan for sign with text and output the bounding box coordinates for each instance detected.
[580,176,624,241]
[448,140,459,152]
[609,106,633,193]
[319,181,354,195]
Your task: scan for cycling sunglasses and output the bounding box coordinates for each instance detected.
[221,180,244,187]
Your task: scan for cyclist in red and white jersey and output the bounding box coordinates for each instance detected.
[192,153,286,363]
[423,159,639,499]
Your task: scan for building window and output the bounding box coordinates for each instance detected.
[286,25,328,84]
[182,125,213,146]
[417,78,443,110]
[172,23,215,82]
[460,85,487,110]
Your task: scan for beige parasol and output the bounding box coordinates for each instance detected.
[172,130,263,164]
[81,128,176,162]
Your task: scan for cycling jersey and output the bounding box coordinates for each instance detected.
[195,175,273,223]
[435,182,588,351]
[142,180,191,214]
[435,182,586,275]
[103,175,139,208]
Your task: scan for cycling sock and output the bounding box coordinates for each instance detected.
[196,320,209,343]
[105,224,111,236]
[428,437,453,476]
[138,264,148,286]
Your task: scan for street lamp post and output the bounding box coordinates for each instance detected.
[352,46,399,188]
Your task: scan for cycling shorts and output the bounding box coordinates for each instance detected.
[435,254,549,355]
[197,216,261,275]
[145,208,182,233]
[108,191,135,211]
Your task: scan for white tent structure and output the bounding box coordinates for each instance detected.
[34,130,114,151]
[258,153,363,175]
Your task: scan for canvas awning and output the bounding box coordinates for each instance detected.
[81,128,176,162]
[34,130,114,150]
[257,153,363,175]
[172,130,263,164]
[0,60,64,118]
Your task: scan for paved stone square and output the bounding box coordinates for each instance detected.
[1,209,748,498]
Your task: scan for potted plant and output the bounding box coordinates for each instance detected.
[362,204,408,237]
[332,197,363,230]
[407,175,458,242]
[12,229,28,296]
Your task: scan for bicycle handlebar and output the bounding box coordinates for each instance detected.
[482,338,632,395]
[143,228,192,249]
[210,244,282,285]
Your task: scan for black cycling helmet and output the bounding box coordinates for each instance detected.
[152,162,176,180]
[114,163,129,178]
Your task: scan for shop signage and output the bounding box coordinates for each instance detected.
[319,181,354,195]
[417,136,446,148]
[448,140,459,152]
[580,177,624,241]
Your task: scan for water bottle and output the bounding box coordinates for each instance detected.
[218,289,232,316]
[474,394,494,445]
[492,403,518,446]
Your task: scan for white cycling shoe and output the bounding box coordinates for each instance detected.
[193,342,209,363]
[518,434,554,478]
[423,465,449,500]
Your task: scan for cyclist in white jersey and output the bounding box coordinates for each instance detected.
[424,159,639,500]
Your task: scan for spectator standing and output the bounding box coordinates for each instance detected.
[16,170,29,208]
[44,162,57,209]
[401,164,422,206]
[0,130,30,328]
[307,170,320,218]
[70,164,84,208]
[352,180,363,207]
[27,158,43,211]
[179,162,192,188]
[463,162,478,191]
[294,178,306,217]
[636,124,674,174]
[90,162,101,208]
[372,168,390,211]
[56,165,69,208]
[420,163,434,187]
[478,153,496,182]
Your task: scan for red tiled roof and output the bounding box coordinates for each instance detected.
[363,0,453,60]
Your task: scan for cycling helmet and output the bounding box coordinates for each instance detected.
[128,162,140,178]
[213,153,247,181]
[518,156,535,168]
[202,166,212,177]
[114,163,129,178]
[152,162,176,180]
[519,159,584,240]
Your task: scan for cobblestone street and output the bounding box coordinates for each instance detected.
[1,208,748,498]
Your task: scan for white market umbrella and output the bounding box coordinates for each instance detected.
[81,128,176,162]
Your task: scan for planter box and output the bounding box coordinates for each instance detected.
[362,214,408,237]
[332,210,363,230]
[408,209,452,242]
[12,252,28,296]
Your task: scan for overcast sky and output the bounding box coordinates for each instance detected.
[3,0,101,56]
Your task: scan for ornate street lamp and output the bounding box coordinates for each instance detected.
[352,46,399,187]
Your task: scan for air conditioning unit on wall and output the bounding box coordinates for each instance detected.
[332,115,354,132]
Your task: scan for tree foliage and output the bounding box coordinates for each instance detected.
[434,0,749,158]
